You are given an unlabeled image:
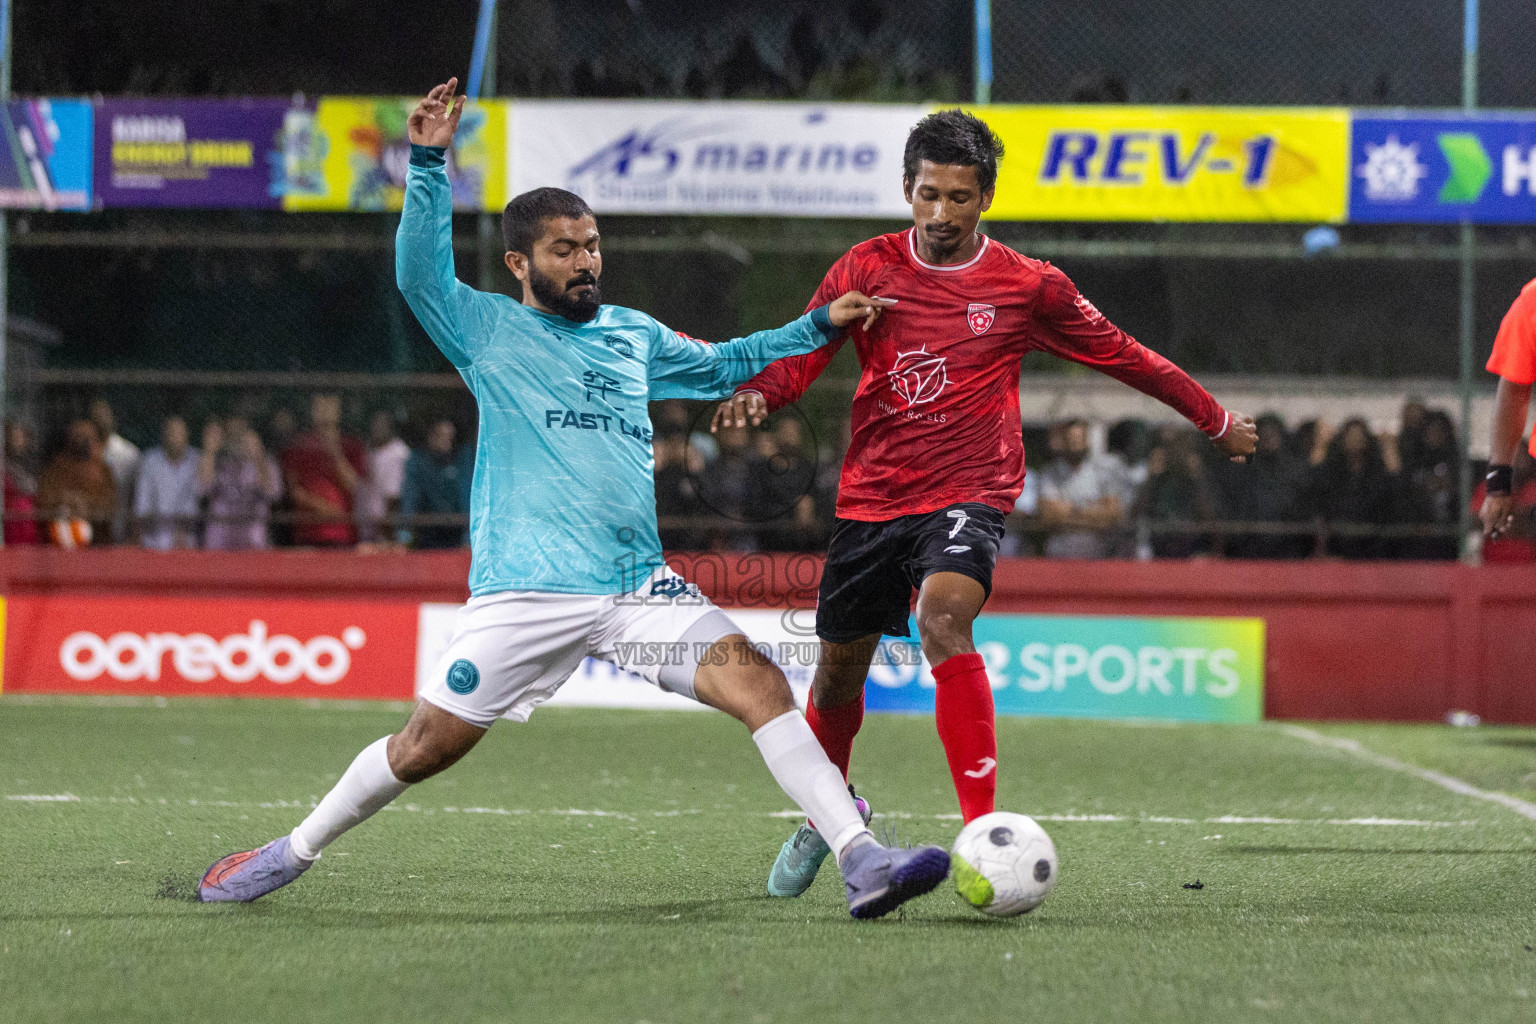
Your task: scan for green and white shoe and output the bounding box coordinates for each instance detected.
[766,786,873,898]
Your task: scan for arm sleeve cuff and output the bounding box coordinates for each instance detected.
[409,144,447,169]
[1208,409,1231,440]
[809,304,836,338]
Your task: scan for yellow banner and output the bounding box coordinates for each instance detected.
[971,106,1348,223]
[283,97,507,212]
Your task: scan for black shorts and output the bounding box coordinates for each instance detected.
[816,502,1006,643]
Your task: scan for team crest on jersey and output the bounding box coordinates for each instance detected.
[886,346,948,407]
[966,303,996,336]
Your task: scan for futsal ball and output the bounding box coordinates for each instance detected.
[49,517,93,549]
[952,811,1058,916]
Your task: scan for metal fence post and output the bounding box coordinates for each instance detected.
[974,0,992,105]
[1457,0,1479,559]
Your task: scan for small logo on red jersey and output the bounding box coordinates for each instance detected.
[1074,293,1105,324]
[967,303,996,336]
[886,346,948,407]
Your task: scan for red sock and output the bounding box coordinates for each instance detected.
[805,691,864,780]
[933,652,997,823]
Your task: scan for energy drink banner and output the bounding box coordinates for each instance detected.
[0,99,92,210]
[865,614,1265,723]
[281,96,507,212]
[978,105,1349,223]
[94,99,304,208]
[1350,114,1536,224]
[511,100,923,217]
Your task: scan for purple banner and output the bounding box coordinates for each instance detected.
[93,99,300,208]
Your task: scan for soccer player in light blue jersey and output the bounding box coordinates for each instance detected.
[199,79,950,919]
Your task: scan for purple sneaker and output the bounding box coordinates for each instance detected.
[842,841,951,920]
[199,836,310,903]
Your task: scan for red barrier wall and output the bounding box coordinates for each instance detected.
[3,549,1532,723]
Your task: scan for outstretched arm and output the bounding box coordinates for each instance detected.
[648,292,891,402]
[1033,265,1257,462]
[395,78,488,370]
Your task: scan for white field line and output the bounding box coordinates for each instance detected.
[4,793,1476,827]
[1280,723,1536,823]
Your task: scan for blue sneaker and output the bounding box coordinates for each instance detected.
[199,836,310,903]
[767,787,872,898]
[841,840,951,920]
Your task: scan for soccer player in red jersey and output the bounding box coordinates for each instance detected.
[1480,276,1536,540]
[713,110,1258,898]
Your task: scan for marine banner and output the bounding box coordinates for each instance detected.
[0,99,93,210]
[977,105,1349,223]
[93,99,301,208]
[510,100,923,217]
[280,96,507,212]
[1349,114,1536,223]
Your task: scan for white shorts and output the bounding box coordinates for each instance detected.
[419,566,743,728]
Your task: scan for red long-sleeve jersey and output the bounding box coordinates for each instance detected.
[736,228,1230,521]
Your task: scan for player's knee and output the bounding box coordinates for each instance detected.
[916,605,974,663]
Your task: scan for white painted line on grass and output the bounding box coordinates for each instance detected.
[1280,724,1536,823]
[2,793,1482,828]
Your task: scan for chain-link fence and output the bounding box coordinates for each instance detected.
[6,0,1535,558]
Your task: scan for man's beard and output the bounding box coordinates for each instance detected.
[528,264,601,323]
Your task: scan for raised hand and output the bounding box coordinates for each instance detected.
[1214,412,1258,464]
[408,78,465,148]
[827,291,897,331]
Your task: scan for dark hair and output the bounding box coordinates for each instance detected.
[903,109,1005,193]
[501,187,594,256]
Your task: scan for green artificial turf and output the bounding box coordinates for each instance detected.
[2,696,1534,1023]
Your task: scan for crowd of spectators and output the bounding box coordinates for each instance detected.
[2,394,471,551]
[1007,400,1535,562]
[4,395,1533,562]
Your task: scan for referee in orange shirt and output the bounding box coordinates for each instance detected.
[1482,277,1536,539]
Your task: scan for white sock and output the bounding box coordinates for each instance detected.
[752,710,873,861]
[289,736,410,863]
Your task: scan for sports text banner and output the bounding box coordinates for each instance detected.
[93,99,304,209]
[1350,114,1536,224]
[866,613,1264,723]
[978,105,1348,223]
[0,99,93,210]
[511,100,924,217]
[282,97,507,212]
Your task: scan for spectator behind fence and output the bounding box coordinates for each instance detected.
[698,423,758,550]
[654,427,707,551]
[1396,396,1429,476]
[755,417,821,551]
[1037,419,1131,559]
[1224,413,1309,559]
[397,418,471,549]
[282,394,367,547]
[1131,427,1221,558]
[1398,409,1460,559]
[200,417,283,551]
[89,398,139,542]
[357,410,411,544]
[1474,442,1536,563]
[135,416,202,550]
[265,407,299,546]
[36,419,117,544]
[4,419,40,545]
[1305,418,1400,559]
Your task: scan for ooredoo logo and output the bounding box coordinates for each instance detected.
[58,620,368,686]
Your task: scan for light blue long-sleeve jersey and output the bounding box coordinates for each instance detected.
[396,146,837,596]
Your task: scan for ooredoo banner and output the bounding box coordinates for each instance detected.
[510,100,923,217]
[2,595,418,700]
